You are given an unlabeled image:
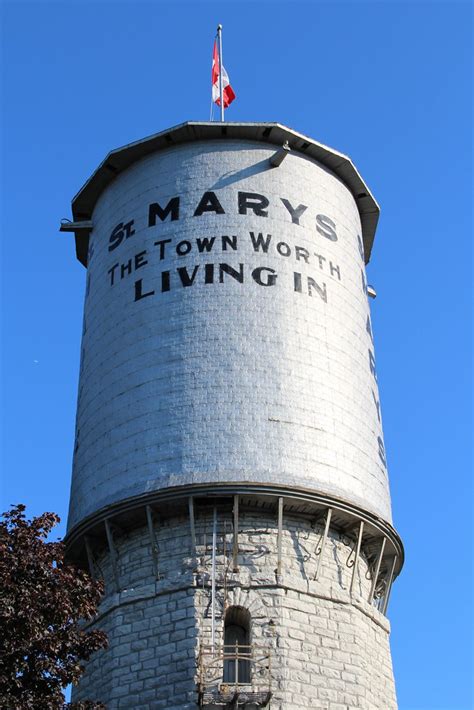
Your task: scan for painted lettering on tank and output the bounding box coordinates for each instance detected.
[71,140,394,536]
[104,191,344,256]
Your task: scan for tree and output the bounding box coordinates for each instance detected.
[0,505,108,709]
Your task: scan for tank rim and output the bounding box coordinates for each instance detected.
[68,121,379,266]
[64,481,404,580]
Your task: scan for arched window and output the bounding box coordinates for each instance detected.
[223,606,251,684]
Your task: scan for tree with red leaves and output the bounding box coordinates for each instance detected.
[0,505,108,709]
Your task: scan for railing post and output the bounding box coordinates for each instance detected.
[382,555,398,615]
[104,518,119,591]
[211,508,217,649]
[188,497,197,560]
[146,505,159,579]
[235,641,239,687]
[368,536,386,602]
[314,507,332,581]
[233,494,239,571]
[250,643,254,685]
[84,535,96,579]
[349,520,364,596]
[277,497,283,578]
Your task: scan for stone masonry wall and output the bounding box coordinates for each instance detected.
[73,508,397,709]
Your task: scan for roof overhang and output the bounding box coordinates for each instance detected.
[68,121,380,266]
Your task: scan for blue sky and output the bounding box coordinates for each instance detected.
[1,1,472,708]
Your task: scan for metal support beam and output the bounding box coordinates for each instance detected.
[314,507,332,581]
[232,494,239,572]
[59,219,93,234]
[382,555,398,615]
[349,520,364,596]
[84,535,96,579]
[270,141,290,167]
[277,497,283,578]
[146,505,159,579]
[104,518,119,590]
[188,496,197,559]
[368,536,386,602]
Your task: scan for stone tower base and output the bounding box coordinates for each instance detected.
[72,496,398,709]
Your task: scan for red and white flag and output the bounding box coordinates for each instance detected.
[212,39,236,108]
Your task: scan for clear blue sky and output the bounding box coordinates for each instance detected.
[1,2,472,708]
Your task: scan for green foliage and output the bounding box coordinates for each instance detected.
[0,505,108,709]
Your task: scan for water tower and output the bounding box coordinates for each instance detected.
[62,121,403,709]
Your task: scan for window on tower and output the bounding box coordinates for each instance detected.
[223,606,251,684]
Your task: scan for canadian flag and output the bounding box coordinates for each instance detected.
[212,40,236,108]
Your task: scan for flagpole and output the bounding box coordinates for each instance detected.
[217,24,224,122]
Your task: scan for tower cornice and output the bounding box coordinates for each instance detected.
[68,121,379,266]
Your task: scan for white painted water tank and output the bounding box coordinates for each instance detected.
[67,122,391,532]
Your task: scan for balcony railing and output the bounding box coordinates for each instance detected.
[198,643,272,707]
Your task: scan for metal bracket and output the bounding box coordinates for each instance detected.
[59,219,93,234]
[104,518,119,591]
[382,555,397,614]
[146,505,160,579]
[314,507,332,581]
[84,535,96,579]
[269,142,290,167]
[349,520,364,596]
[368,537,386,602]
